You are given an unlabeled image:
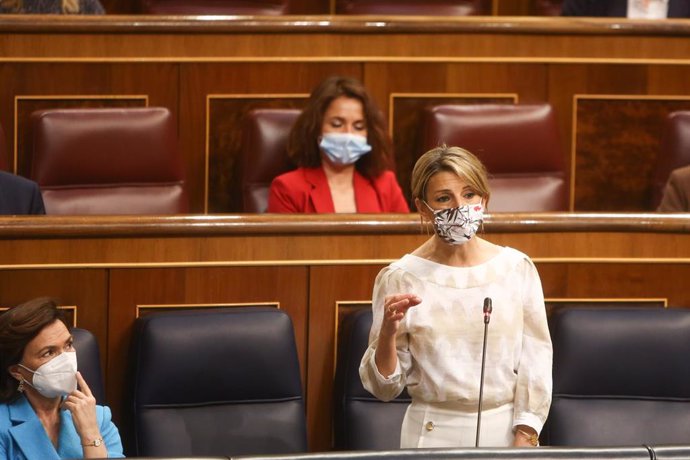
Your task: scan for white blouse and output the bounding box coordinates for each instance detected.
[359,246,553,433]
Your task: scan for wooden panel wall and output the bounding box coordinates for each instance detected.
[3,19,690,213]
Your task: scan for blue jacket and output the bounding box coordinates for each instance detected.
[0,396,124,460]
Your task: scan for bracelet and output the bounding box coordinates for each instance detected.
[82,437,103,448]
[516,429,539,446]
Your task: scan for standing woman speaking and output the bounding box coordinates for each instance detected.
[360,145,552,448]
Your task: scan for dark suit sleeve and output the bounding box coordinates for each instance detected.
[561,0,611,16]
[29,182,46,215]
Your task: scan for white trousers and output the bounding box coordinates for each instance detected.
[400,401,514,448]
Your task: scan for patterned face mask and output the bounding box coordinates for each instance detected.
[424,201,484,245]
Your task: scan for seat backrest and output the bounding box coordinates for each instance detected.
[240,108,300,212]
[333,309,411,450]
[138,0,290,14]
[30,107,188,215]
[422,104,568,212]
[72,327,106,405]
[131,307,307,457]
[335,0,490,15]
[544,307,690,446]
[534,0,563,15]
[652,111,690,208]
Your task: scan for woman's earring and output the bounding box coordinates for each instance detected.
[17,379,24,393]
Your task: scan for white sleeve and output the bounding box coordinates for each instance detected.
[512,258,553,434]
[359,267,412,402]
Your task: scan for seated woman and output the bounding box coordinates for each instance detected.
[0,298,124,459]
[0,0,105,14]
[267,76,409,213]
[360,145,552,448]
[657,164,690,212]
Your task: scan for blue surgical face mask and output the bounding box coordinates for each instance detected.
[319,133,372,166]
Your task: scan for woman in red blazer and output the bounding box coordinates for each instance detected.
[267,76,409,213]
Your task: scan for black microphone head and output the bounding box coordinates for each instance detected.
[483,297,492,314]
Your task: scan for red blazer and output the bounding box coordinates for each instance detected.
[267,166,409,213]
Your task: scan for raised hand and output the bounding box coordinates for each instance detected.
[62,372,104,456]
[379,293,422,339]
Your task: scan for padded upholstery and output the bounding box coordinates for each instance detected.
[240,108,300,212]
[131,307,307,457]
[652,111,690,208]
[534,0,563,15]
[138,0,290,15]
[335,0,490,15]
[72,327,106,405]
[544,307,690,447]
[333,309,411,451]
[30,107,188,215]
[422,104,568,212]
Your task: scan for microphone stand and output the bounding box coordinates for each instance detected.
[475,297,492,448]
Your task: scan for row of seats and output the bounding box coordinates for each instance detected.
[75,305,690,457]
[135,0,563,16]
[2,105,689,214]
[242,104,571,213]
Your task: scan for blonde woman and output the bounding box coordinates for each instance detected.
[0,0,104,14]
[360,145,552,448]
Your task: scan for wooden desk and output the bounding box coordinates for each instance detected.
[0,212,689,451]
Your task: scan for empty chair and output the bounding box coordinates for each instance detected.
[138,0,290,14]
[544,307,690,446]
[130,307,307,457]
[30,107,188,215]
[653,111,690,210]
[72,327,106,405]
[333,308,411,450]
[335,0,490,15]
[422,104,568,212]
[240,108,300,212]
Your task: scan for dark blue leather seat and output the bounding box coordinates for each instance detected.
[544,307,690,446]
[130,307,307,457]
[333,308,411,450]
[72,327,106,405]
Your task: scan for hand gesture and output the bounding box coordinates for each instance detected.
[62,372,101,445]
[379,293,422,339]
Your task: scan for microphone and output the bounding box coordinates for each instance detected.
[475,297,492,447]
[483,297,492,325]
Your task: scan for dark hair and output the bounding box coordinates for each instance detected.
[288,75,394,179]
[0,298,68,403]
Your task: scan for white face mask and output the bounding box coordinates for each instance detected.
[19,351,78,398]
[424,201,484,245]
[319,132,372,166]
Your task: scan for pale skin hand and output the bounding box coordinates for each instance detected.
[374,293,422,378]
[62,372,107,458]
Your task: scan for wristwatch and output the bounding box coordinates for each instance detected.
[82,437,103,448]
